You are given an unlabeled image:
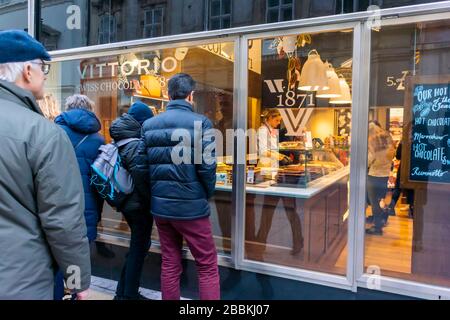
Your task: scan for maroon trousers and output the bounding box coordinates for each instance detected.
[154,216,220,300]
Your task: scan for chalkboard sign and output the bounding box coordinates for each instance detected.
[407,78,450,184]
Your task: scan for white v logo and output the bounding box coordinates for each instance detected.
[279,108,313,136]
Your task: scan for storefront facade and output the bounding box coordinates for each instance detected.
[2,0,450,299]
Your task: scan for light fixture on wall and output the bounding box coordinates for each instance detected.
[175,47,189,61]
[298,50,329,91]
[316,62,341,98]
[330,75,352,104]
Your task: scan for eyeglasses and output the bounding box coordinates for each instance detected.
[30,60,51,75]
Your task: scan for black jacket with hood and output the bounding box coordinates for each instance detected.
[110,113,150,214]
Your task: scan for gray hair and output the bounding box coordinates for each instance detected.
[0,62,27,82]
[65,94,95,111]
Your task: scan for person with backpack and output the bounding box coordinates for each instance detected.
[108,101,154,300]
[142,73,220,300]
[54,94,105,299]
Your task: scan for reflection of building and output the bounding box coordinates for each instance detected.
[0,0,28,31]
[3,0,445,50]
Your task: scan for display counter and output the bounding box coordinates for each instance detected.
[215,165,349,199]
[213,165,349,270]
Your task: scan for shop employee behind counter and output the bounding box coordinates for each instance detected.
[257,108,292,175]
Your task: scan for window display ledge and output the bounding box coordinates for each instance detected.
[215,166,350,199]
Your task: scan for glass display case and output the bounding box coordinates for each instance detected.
[276,147,344,188]
[215,147,345,189]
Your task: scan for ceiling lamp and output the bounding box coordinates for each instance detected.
[330,76,352,104]
[298,50,329,92]
[316,62,341,98]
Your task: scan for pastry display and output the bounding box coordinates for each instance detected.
[273,148,345,187]
[279,141,305,150]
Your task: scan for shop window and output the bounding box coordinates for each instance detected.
[266,0,294,23]
[98,14,117,45]
[45,41,235,256]
[143,6,164,38]
[364,19,450,289]
[209,0,232,30]
[244,29,353,274]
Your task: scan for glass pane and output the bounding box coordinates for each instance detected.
[211,0,221,16]
[282,8,293,21]
[154,9,163,23]
[222,17,231,29]
[45,41,235,256]
[268,0,280,8]
[365,20,450,288]
[35,0,449,50]
[246,30,353,275]
[143,26,150,38]
[145,10,153,24]
[210,18,220,30]
[222,0,231,15]
[153,25,162,37]
[267,9,279,23]
[0,1,28,31]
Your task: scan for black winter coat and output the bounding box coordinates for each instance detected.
[110,114,150,214]
[142,99,217,220]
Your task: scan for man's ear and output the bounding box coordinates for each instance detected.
[23,63,33,83]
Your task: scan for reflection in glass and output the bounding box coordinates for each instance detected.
[29,0,447,51]
[0,0,27,31]
[45,41,235,255]
[365,20,450,289]
[245,30,353,275]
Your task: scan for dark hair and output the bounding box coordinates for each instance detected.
[168,73,196,100]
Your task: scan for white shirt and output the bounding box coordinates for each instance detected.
[257,123,279,171]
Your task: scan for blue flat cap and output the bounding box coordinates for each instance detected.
[0,30,51,64]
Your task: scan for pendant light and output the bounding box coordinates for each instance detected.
[330,75,352,104]
[298,50,329,92]
[316,62,341,98]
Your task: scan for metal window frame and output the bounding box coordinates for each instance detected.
[354,10,450,300]
[37,1,450,299]
[237,21,359,291]
[28,0,36,36]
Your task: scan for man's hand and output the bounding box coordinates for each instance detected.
[76,289,90,300]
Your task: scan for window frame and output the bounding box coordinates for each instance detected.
[143,5,165,38]
[209,0,232,30]
[98,13,117,45]
[266,0,294,23]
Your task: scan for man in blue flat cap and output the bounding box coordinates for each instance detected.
[0,30,91,300]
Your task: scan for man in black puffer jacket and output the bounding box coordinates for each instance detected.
[142,73,219,300]
[109,101,154,300]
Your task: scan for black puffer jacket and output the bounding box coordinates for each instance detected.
[109,114,150,214]
[142,99,217,220]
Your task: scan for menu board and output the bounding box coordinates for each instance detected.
[408,81,450,184]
